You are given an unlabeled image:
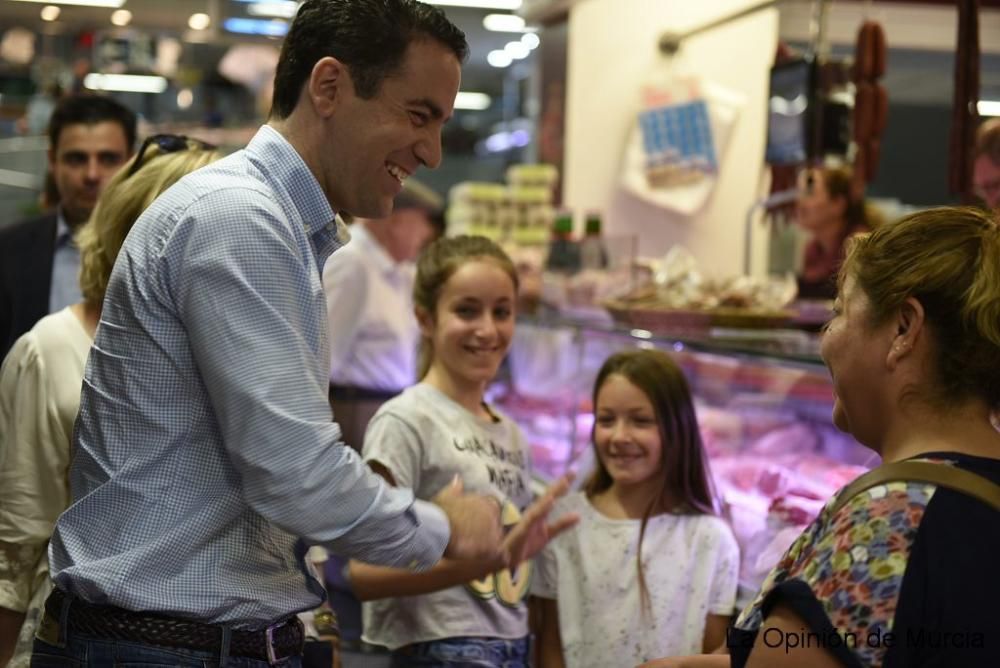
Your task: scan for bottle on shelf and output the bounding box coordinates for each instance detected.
[579,211,609,270]
[544,210,581,274]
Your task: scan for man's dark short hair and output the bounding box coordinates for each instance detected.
[48,94,138,151]
[270,0,468,120]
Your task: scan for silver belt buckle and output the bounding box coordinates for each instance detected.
[264,622,281,665]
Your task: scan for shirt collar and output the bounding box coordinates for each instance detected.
[246,125,339,236]
[245,125,349,269]
[55,208,73,247]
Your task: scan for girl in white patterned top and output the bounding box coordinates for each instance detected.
[534,348,739,668]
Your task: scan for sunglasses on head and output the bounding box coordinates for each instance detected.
[126,134,217,178]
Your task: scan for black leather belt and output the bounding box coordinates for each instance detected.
[44,588,304,664]
[328,384,399,402]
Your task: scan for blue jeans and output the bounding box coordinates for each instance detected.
[31,633,303,667]
[390,636,530,668]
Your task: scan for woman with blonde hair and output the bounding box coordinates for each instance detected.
[643,206,1000,667]
[0,136,219,667]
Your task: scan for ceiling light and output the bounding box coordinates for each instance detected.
[521,33,540,50]
[84,73,168,94]
[110,9,131,25]
[177,88,193,109]
[454,92,491,111]
[504,41,529,60]
[487,50,512,68]
[12,0,124,6]
[423,0,521,9]
[979,100,1000,117]
[39,5,60,20]
[188,13,211,30]
[223,17,288,36]
[483,14,525,32]
[247,1,298,18]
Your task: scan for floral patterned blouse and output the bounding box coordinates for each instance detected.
[729,453,1000,668]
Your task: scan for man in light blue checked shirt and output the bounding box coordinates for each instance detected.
[31,1,555,665]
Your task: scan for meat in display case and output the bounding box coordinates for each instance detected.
[492,313,876,605]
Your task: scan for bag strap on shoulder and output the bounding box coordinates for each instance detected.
[830,460,1000,515]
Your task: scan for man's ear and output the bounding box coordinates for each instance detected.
[307,56,350,118]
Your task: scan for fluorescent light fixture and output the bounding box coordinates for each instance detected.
[454,92,491,111]
[223,17,288,36]
[504,40,529,60]
[84,73,168,94]
[979,100,1000,117]
[188,13,211,30]
[40,5,60,20]
[423,0,521,9]
[487,49,512,68]
[483,14,525,32]
[110,9,132,25]
[521,32,540,49]
[11,0,124,6]
[247,1,299,18]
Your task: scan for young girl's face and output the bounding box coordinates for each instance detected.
[593,373,663,488]
[422,258,516,388]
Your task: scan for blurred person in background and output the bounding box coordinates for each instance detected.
[0,136,221,668]
[0,94,135,357]
[642,206,1000,668]
[793,165,882,301]
[324,177,443,452]
[973,118,1000,211]
[17,82,64,137]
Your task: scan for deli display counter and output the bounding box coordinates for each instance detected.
[494,311,877,605]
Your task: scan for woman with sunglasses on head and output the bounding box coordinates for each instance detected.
[641,206,1000,668]
[0,137,219,668]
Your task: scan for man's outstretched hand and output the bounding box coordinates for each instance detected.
[434,475,506,563]
[503,473,580,569]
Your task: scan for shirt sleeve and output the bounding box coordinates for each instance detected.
[362,410,424,494]
[0,335,70,611]
[707,519,740,616]
[753,485,926,668]
[322,247,367,381]
[169,199,447,571]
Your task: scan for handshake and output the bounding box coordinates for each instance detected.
[432,473,579,569]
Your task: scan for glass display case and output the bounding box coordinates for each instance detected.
[493,310,878,604]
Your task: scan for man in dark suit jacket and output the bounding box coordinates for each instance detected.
[0,94,135,358]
